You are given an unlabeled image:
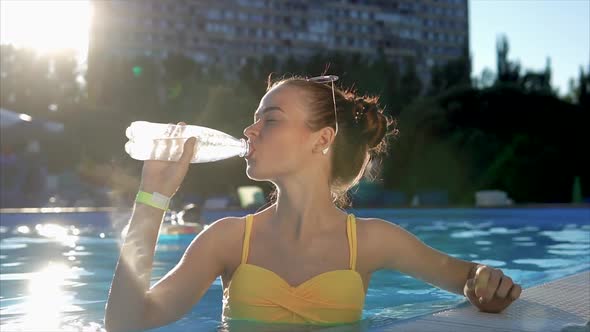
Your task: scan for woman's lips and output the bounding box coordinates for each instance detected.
[246,143,255,159]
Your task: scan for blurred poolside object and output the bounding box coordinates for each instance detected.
[1,108,67,208]
[39,169,111,208]
[202,196,232,210]
[237,186,265,209]
[1,140,49,208]
[0,108,64,134]
[476,190,514,207]
[120,208,205,238]
[0,108,29,127]
[177,203,201,224]
[160,204,205,236]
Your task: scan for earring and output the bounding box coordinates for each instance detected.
[322,147,329,155]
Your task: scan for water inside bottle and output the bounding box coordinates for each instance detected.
[124,121,249,163]
[125,136,248,163]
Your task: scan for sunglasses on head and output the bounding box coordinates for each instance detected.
[307,75,339,139]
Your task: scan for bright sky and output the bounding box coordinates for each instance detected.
[469,0,590,95]
[0,0,92,60]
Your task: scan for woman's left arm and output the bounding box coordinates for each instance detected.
[365,218,522,313]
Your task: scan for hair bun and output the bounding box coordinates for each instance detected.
[353,98,387,149]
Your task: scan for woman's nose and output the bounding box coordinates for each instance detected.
[243,123,256,139]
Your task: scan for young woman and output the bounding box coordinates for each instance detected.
[105,76,521,332]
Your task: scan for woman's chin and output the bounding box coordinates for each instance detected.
[246,164,275,182]
[245,164,262,180]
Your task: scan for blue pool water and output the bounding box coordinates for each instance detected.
[0,208,589,331]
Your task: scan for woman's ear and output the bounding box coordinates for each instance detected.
[313,126,336,154]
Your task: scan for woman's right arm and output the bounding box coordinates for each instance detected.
[105,203,238,332]
[104,123,237,332]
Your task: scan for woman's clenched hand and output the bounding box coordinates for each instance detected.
[464,265,522,313]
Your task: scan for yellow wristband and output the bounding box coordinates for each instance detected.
[136,191,170,210]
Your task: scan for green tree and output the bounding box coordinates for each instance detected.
[495,35,521,84]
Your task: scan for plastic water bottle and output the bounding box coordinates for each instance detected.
[124,121,249,163]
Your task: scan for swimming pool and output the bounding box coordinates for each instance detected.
[1,208,588,331]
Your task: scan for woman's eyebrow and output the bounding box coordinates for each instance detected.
[254,106,284,120]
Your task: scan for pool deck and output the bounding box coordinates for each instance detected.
[383,271,590,332]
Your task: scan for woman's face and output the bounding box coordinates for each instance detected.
[243,84,318,181]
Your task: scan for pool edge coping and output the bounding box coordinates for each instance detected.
[380,270,590,332]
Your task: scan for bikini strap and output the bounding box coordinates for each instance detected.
[347,214,358,271]
[241,214,254,264]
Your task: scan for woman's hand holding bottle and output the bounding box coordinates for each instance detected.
[139,122,197,197]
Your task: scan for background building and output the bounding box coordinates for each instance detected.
[89,0,468,86]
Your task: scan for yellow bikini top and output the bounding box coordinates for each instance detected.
[222,214,365,325]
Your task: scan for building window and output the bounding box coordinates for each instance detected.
[251,14,263,23]
[207,9,222,20]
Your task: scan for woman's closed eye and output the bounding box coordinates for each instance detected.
[265,118,279,124]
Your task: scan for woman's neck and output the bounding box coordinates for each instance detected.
[269,178,346,242]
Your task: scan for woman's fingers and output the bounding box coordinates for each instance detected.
[464,278,477,300]
[495,275,514,299]
[176,122,195,163]
[475,266,513,303]
[179,137,197,164]
[164,123,175,136]
[177,122,187,137]
[484,269,503,302]
[509,283,522,300]
[474,266,491,302]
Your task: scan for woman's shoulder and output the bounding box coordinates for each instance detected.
[353,215,399,231]
[194,216,248,266]
[205,215,248,235]
[192,216,249,249]
[354,216,404,248]
[354,216,408,272]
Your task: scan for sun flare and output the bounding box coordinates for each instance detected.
[0,0,92,58]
